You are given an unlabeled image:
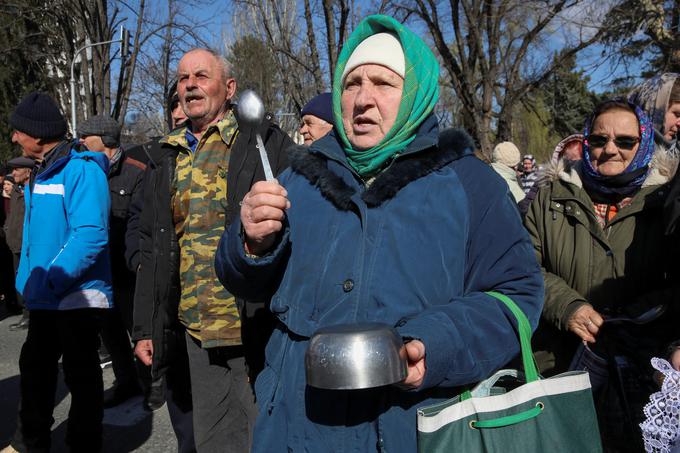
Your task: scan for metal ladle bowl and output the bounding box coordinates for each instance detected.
[237,89,266,128]
[236,89,274,180]
[305,323,408,390]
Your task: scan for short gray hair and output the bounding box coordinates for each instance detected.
[181,47,233,82]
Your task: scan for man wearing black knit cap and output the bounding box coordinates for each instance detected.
[9,92,69,178]
[79,114,146,407]
[2,92,112,453]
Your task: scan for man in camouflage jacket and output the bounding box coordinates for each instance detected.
[132,48,291,453]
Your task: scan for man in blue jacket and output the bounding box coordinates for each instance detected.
[2,92,112,453]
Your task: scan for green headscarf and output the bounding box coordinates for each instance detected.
[333,15,440,177]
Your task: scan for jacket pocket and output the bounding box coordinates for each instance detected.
[110,184,133,218]
[21,261,57,304]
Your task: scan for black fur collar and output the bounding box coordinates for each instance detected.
[289,128,474,210]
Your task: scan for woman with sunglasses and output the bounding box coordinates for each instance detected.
[524,98,680,452]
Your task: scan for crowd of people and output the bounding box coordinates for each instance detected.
[0,13,679,453]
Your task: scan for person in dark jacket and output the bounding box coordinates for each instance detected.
[4,156,35,329]
[78,114,146,407]
[0,173,17,314]
[122,83,191,448]
[215,15,543,453]
[525,99,680,451]
[131,48,292,453]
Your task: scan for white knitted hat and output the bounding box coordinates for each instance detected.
[492,142,521,167]
[341,32,405,82]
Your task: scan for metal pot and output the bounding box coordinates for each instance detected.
[305,322,408,390]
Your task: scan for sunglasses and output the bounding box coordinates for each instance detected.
[586,135,640,150]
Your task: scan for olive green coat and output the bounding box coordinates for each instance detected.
[524,152,680,374]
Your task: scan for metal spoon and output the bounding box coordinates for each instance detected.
[237,89,274,181]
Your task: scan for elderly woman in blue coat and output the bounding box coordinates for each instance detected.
[216,15,543,453]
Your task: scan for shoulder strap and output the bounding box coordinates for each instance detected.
[485,291,539,382]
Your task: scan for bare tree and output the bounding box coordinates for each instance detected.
[125,0,212,138]
[2,0,144,130]
[393,0,611,155]
[230,0,381,116]
[603,0,680,74]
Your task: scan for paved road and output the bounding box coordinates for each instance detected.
[0,309,177,453]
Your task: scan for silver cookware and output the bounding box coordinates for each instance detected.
[305,322,408,390]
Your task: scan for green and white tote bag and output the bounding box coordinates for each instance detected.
[417,292,602,453]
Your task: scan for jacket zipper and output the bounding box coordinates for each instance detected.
[149,159,164,324]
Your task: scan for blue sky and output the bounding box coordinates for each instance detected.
[117,0,647,110]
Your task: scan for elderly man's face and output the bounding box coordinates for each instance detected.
[11,167,31,185]
[299,114,332,145]
[11,130,42,159]
[341,64,403,150]
[177,50,235,127]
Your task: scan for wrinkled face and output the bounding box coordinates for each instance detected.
[79,135,106,152]
[11,130,42,158]
[341,64,403,150]
[299,114,332,145]
[11,167,31,185]
[664,102,680,141]
[588,110,640,176]
[177,50,235,126]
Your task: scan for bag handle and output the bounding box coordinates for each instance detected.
[462,292,544,429]
[485,291,539,383]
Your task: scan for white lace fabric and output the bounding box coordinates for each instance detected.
[641,358,680,453]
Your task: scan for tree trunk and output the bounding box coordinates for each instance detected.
[303,0,325,94]
[322,0,337,84]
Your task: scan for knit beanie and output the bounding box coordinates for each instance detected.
[341,32,405,82]
[301,92,333,124]
[78,114,121,148]
[492,142,521,167]
[10,92,67,140]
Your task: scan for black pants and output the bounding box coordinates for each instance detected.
[100,282,138,388]
[185,332,257,453]
[163,325,196,453]
[12,309,105,453]
[12,252,24,310]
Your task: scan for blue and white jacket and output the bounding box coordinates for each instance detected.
[16,144,113,310]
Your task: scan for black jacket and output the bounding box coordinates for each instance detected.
[109,151,146,290]
[131,113,292,381]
